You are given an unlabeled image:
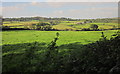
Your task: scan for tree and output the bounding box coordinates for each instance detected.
[90,24,98,31]
[49,20,60,25]
[35,22,52,31]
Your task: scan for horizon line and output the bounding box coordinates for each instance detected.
[2,16,118,19]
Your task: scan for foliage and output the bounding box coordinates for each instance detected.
[2,26,10,29]
[90,24,99,31]
[49,20,60,25]
[35,22,52,31]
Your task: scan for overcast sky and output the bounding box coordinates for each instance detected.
[1,0,120,2]
[1,0,119,19]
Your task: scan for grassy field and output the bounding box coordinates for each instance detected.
[2,30,120,73]
[3,21,39,26]
[2,30,118,45]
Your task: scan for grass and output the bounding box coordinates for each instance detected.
[3,21,39,26]
[2,30,118,45]
[52,24,76,30]
[2,30,120,73]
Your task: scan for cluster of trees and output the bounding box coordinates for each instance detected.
[90,24,99,31]
[2,16,118,25]
[3,17,117,23]
[80,24,99,31]
[24,22,52,31]
[2,17,47,22]
[1,23,101,31]
[3,17,81,22]
[91,18,118,23]
[2,22,60,31]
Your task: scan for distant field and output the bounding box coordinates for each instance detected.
[53,21,118,30]
[3,21,119,30]
[2,30,118,45]
[3,21,39,28]
[52,24,76,30]
[72,23,118,29]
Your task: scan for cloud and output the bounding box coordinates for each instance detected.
[30,1,44,6]
[53,10,64,14]
[29,2,66,8]
[46,2,66,8]
[31,1,38,5]
[3,6,23,12]
[2,3,27,13]
[0,2,2,15]
[2,2,118,18]
[46,0,119,2]
[51,7,117,19]
[68,7,118,19]
[47,10,64,18]
[2,0,45,2]
[0,7,2,15]
[2,0,119,2]
[2,3,26,17]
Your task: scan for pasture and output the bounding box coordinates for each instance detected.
[2,30,118,45]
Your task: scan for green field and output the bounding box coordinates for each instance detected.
[2,30,118,45]
[3,20,119,30]
[2,30,120,73]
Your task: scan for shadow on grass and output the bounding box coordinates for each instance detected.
[2,42,85,72]
[2,42,46,54]
[2,38,120,73]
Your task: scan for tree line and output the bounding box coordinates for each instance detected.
[2,17,81,22]
[2,16,118,23]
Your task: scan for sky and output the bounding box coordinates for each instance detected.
[1,0,119,19]
[1,0,120,2]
